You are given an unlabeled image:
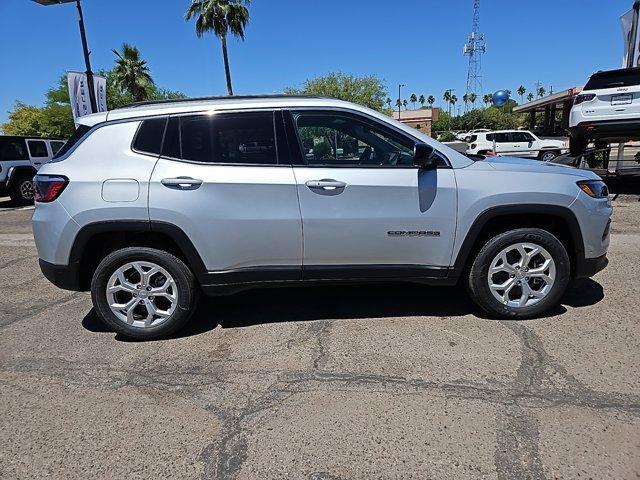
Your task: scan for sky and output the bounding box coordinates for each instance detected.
[0,0,633,124]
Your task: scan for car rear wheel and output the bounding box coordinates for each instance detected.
[467,228,570,319]
[9,175,35,205]
[91,247,199,340]
[539,150,558,161]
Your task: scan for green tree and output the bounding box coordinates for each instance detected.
[395,98,402,109]
[286,72,389,112]
[402,99,408,110]
[468,92,477,109]
[427,95,435,109]
[450,94,457,111]
[462,93,469,110]
[112,43,154,102]
[409,93,417,109]
[527,92,534,102]
[419,94,425,108]
[537,86,546,98]
[185,0,251,96]
[443,90,451,105]
[517,85,526,103]
[386,97,392,109]
[483,93,492,107]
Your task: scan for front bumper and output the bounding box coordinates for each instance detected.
[39,259,82,291]
[574,254,608,279]
[570,118,640,141]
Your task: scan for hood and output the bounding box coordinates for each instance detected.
[480,155,600,179]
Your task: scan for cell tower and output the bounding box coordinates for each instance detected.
[463,0,486,111]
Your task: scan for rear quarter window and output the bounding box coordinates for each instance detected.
[132,118,167,156]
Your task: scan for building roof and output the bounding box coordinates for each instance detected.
[512,87,582,113]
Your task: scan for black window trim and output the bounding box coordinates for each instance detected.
[155,109,287,167]
[284,107,451,169]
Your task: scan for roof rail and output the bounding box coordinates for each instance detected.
[114,94,330,109]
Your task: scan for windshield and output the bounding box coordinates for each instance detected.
[585,68,640,89]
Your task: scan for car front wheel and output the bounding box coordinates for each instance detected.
[539,150,558,161]
[91,247,199,340]
[467,228,570,319]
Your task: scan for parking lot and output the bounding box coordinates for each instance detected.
[0,196,639,479]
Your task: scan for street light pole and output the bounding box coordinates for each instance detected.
[75,0,97,113]
[398,84,406,120]
[32,0,97,113]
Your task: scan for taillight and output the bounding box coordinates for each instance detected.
[471,143,477,149]
[34,175,69,202]
[574,93,596,105]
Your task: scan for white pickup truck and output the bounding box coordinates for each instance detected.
[0,136,66,204]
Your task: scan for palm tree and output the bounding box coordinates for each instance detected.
[395,98,402,109]
[483,93,492,107]
[443,90,451,105]
[410,93,417,109]
[386,97,392,109]
[402,99,408,110]
[517,85,526,103]
[527,92,534,102]
[462,93,469,111]
[427,95,435,109]
[112,43,154,102]
[185,0,251,96]
[450,94,458,112]
[469,92,477,109]
[537,86,546,98]
[419,94,425,108]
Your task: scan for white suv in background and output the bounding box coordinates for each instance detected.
[0,136,66,204]
[466,130,567,161]
[569,67,640,156]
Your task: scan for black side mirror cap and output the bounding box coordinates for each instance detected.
[414,142,436,169]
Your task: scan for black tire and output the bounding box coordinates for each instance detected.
[9,175,35,205]
[467,228,570,319]
[569,135,587,157]
[91,247,199,340]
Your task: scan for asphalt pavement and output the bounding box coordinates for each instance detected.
[0,196,638,479]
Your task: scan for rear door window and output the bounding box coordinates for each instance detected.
[164,112,278,165]
[0,138,28,160]
[27,140,49,158]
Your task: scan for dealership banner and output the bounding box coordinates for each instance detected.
[67,71,107,127]
[621,6,640,67]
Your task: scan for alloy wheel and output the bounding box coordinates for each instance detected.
[106,261,177,328]
[487,242,556,308]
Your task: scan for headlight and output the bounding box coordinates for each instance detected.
[577,180,608,198]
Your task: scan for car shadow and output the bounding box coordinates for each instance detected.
[81,278,605,341]
[0,198,20,209]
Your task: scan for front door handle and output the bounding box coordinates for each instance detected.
[305,179,347,190]
[161,177,203,190]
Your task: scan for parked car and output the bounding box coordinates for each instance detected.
[33,96,611,340]
[0,136,66,204]
[456,128,490,143]
[466,130,567,161]
[569,67,640,156]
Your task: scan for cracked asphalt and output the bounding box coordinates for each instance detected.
[0,196,639,479]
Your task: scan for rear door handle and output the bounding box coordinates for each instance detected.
[161,177,203,190]
[305,179,347,190]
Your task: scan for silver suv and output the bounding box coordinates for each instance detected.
[33,96,612,340]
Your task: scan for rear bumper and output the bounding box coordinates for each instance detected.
[570,118,640,141]
[39,259,82,291]
[574,254,608,279]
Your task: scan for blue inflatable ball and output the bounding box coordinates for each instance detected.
[492,90,510,107]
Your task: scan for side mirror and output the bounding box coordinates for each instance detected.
[413,142,436,169]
